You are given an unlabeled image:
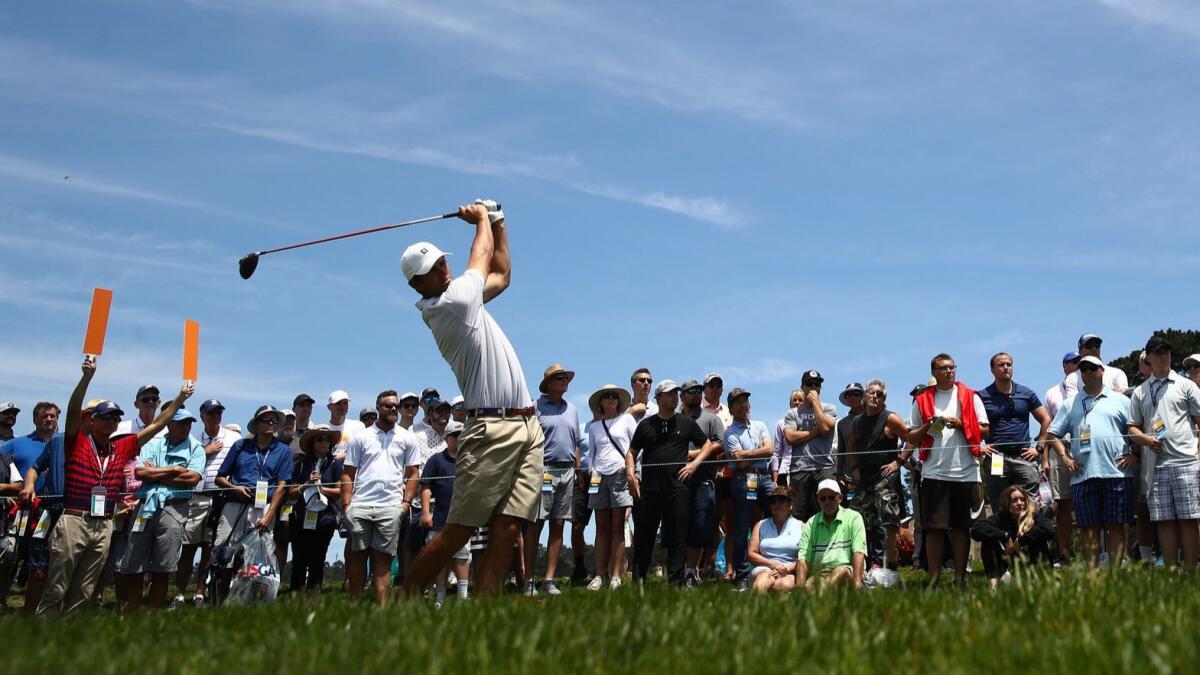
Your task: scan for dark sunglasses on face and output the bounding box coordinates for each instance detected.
[452,404,465,411]
[139,397,160,404]
[600,393,619,401]
[1079,364,1101,373]
[97,414,121,422]
[635,378,652,384]
[378,403,399,410]
[684,388,703,396]
[934,365,956,372]
[818,494,839,502]
[421,396,439,404]
[256,417,278,426]
[551,374,570,382]
[845,391,863,398]
[401,402,419,409]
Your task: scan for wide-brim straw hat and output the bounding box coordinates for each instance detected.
[588,384,631,418]
[539,363,576,394]
[299,423,340,455]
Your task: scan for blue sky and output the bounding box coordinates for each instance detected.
[3,0,1200,437]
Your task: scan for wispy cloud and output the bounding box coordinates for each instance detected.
[1097,0,1200,40]
[717,358,803,385]
[0,35,741,229]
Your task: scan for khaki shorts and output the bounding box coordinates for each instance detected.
[447,415,545,528]
[182,494,214,546]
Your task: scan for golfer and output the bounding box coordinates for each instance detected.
[400,200,545,596]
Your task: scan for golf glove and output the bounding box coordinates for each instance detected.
[474,198,505,225]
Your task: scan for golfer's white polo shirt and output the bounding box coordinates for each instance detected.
[416,269,531,409]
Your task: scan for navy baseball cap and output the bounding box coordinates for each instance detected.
[1062,351,1080,364]
[199,399,225,414]
[1078,333,1102,348]
[136,385,160,399]
[93,401,125,418]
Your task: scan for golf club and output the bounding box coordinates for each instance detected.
[238,210,479,279]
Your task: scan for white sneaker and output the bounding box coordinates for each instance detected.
[448,572,458,585]
[542,580,562,596]
[168,595,185,610]
[525,580,538,597]
[191,594,206,608]
[609,575,622,591]
[586,576,604,591]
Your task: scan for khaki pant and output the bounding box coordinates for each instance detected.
[447,415,545,528]
[36,514,113,616]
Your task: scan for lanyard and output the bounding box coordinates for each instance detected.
[1150,379,1169,409]
[1081,395,1097,422]
[89,435,112,478]
[254,446,270,478]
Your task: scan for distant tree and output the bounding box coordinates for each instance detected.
[1109,328,1200,387]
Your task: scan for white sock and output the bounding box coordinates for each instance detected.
[1140,546,1155,561]
[457,580,469,599]
[435,585,446,604]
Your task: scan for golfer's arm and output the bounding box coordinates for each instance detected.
[466,220,494,279]
[483,220,510,303]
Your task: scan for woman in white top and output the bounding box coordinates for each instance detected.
[584,384,638,591]
[748,486,804,594]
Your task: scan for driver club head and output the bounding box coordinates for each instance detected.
[238,253,261,280]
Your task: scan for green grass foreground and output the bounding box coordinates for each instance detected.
[5,570,1198,673]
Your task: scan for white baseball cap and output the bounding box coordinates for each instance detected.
[401,242,452,281]
[1078,355,1105,369]
[1183,353,1200,369]
[817,478,841,496]
[328,390,350,405]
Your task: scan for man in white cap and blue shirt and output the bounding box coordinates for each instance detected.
[1064,333,1128,397]
[114,406,205,610]
[400,199,547,597]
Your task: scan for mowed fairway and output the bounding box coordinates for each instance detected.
[6,571,1198,673]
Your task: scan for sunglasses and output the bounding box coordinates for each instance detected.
[635,377,652,384]
[1079,364,1101,373]
[401,402,419,409]
[817,493,839,502]
[844,391,863,398]
[97,414,122,422]
[551,374,571,381]
[600,393,620,401]
[139,397,160,404]
[256,417,278,426]
[934,365,956,372]
[378,403,399,410]
[683,388,703,396]
[421,396,440,404]
[452,404,465,411]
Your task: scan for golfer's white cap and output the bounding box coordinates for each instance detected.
[817,478,841,496]
[401,242,452,281]
[328,390,350,405]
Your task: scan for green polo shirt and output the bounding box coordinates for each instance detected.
[799,506,867,570]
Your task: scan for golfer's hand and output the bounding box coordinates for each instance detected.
[474,198,505,224]
[457,204,489,225]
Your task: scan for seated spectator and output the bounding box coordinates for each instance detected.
[795,479,866,591]
[747,487,803,594]
[970,485,1054,589]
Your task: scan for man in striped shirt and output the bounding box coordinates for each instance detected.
[37,356,193,616]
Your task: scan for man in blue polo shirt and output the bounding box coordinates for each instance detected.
[0,401,59,609]
[526,363,581,597]
[213,405,292,604]
[1048,355,1137,569]
[978,353,1052,510]
[723,388,774,590]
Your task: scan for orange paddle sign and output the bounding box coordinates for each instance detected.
[82,288,113,356]
[183,320,199,382]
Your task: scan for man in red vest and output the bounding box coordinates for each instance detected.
[905,353,989,586]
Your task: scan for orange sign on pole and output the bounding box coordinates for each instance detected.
[82,288,113,356]
[183,320,199,382]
